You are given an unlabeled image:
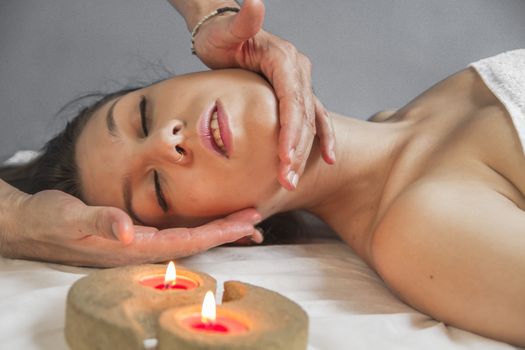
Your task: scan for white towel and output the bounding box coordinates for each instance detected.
[469,49,525,153]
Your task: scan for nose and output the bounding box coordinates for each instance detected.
[143,119,190,165]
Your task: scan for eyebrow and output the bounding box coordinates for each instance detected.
[106,98,120,137]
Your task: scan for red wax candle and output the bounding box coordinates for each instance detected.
[139,261,199,291]
[139,275,198,290]
[182,315,248,334]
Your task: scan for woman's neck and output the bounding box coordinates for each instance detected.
[259,112,411,256]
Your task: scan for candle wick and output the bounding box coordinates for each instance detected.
[163,279,176,289]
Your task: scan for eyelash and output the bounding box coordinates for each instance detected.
[154,170,169,212]
[139,96,149,137]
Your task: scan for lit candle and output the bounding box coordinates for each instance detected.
[156,281,308,350]
[139,261,198,290]
[181,291,248,334]
[66,264,217,350]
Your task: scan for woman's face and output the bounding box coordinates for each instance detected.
[76,69,280,228]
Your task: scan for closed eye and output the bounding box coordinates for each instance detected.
[153,170,169,213]
[139,95,149,137]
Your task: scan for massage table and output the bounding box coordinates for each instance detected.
[0,236,517,349]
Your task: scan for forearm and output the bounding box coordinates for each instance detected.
[167,0,239,31]
[0,179,29,256]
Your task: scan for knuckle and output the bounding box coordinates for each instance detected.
[292,92,305,107]
[280,40,296,54]
[93,212,106,236]
[179,227,192,243]
[305,110,316,130]
[307,119,316,133]
[294,147,307,162]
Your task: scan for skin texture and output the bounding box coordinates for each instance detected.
[78,67,525,346]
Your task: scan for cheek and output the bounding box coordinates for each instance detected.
[172,170,249,217]
[173,161,279,218]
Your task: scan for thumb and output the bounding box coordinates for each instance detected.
[81,206,135,245]
[229,0,265,41]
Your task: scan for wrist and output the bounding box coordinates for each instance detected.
[191,7,240,55]
[0,180,30,256]
[186,0,239,31]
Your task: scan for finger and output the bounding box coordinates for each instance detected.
[229,228,264,246]
[292,115,315,177]
[80,206,135,245]
[277,93,304,190]
[155,216,260,257]
[273,71,306,190]
[290,65,316,177]
[222,207,261,224]
[276,75,315,189]
[229,0,265,42]
[133,225,159,241]
[314,97,336,164]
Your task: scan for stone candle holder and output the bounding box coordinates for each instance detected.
[65,264,308,350]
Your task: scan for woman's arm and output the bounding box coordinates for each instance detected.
[167,0,336,191]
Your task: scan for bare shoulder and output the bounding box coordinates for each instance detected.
[369,178,525,346]
[370,179,469,276]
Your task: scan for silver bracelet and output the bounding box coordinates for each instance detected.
[190,7,240,55]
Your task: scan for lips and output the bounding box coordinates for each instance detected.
[197,100,233,158]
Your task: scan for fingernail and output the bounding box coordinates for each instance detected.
[288,148,295,162]
[330,148,336,161]
[292,172,299,188]
[111,222,120,241]
[287,171,297,189]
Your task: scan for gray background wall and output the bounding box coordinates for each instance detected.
[1,0,524,161]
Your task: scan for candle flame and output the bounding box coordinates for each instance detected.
[164,261,176,285]
[201,291,216,323]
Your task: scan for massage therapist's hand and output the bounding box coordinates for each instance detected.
[0,188,262,267]
[188,0,336,190]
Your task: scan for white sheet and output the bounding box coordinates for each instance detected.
[0,240,517,350]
